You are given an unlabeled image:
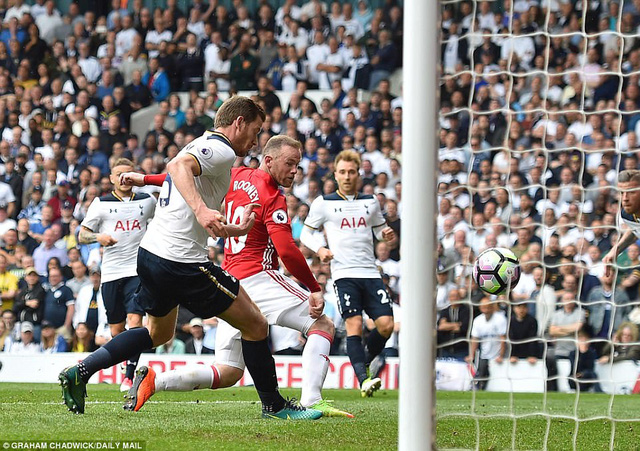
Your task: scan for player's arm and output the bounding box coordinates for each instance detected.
[371,201,395,242]
[120,172,167,187]
[270,228,322,294]
[495,334,506,363]
[466,337,478,363]
[603,225,637,273]
[223,202,260,237]
[6,200,15,218]
[166,153,228,238]
[300,196,333,262]
[300,225,333,262]
[78,226,117,246]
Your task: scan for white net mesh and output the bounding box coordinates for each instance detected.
[436,0,640,449]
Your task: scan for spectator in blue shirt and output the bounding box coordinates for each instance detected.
[42,267,74,340]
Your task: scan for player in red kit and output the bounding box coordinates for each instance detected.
[121,135,352,418]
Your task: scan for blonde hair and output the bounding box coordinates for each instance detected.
[112,158,135,168]
[615,321,639,343]
[263,135,302,157]
[334,149,362,170]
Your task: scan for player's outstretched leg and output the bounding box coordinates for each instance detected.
[297,315,353,418]
[124,364,226,411]
[60,312,167,414]
[219,288,321,420]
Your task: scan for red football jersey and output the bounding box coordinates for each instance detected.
[222,167,292,280]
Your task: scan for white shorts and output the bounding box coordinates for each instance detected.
[215,270,315,370]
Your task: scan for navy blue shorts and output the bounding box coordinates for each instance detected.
[135,247,239,319]
[333,278,394,320]
[101,275,145,324]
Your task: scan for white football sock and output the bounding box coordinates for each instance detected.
[300,331,332,407]
[155,364,219,392]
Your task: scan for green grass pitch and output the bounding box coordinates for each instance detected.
[1,384,640,450]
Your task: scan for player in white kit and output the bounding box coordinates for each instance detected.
[301,150,396,397]
[604,170,640,274]
[60,96,320,420]
[119,136,352,417]
[79,158,156,392]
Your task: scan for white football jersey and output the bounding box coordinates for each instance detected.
[141,131,236,263]
[81,191,156,283]
[303,191,386,281]
[621,209,640,238]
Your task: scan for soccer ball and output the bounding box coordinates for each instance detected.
[473,247,521,295]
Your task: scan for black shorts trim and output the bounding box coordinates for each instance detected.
[135,247,239,319]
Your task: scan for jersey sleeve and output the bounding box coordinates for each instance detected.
[185,140,234,177]
[263,192,290,233]
[81,198,102,232]
[264,193,321,292]
[303,196,325,230]
[370,199,386,229]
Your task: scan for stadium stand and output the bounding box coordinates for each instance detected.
[0,0,403,367]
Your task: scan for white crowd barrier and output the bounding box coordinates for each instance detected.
[0,354,399,390]
[1,354,638,394]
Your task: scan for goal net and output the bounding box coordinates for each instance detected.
[435,0,640,449]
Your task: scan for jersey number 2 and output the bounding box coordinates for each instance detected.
[225,201,247,254]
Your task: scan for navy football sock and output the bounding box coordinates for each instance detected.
[347,335,368,385]
[241,338,285,412]
[365,328,388,364]
[125,353,141,381]
[79,328,153,383]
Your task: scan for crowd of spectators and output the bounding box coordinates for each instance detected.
[436,0,640,390]
[0,0,404,359]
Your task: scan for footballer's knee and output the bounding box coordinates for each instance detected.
[109,322,126,337]
[309,315,335,338]
[216,364,244,388]
[127,314,143,328]
[242,312,268,341]
[149,328,175,347]
[376,316,394,338]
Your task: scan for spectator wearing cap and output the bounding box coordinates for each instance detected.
[47,179,76,223]
[185,317,214,355]
[14,266,45,336]
[42,266,74,340]
[39,319,67,353]
[10,321,40,354]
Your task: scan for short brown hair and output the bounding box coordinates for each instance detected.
[619,170,640,184]
[214,96,266,128]
[334,149,362,170]
[112,158,135,168]
[263,135,302,157]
